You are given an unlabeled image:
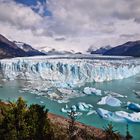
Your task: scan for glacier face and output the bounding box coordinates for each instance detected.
[0,56,140,87]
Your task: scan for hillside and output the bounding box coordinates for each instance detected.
[104,41,140,57]
[0,34,27,59]
[0,34,45,59]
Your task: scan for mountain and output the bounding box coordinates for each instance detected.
[0,34,45,59]
[89,45,112,54]
[14,41,45,56]
[104,41,140,57]
[0,34,27,59]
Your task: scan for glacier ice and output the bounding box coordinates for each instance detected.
[104,91,126,98]
[84,87,102,96]
[97,108,140,123]
[77,102,93,111]
[97,108,126,122]
[127,102,140,112]
[0,56,140,88]
[97,95,122,107]
[87,110,96,116]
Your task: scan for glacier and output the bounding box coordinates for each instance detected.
[0,55,140,88]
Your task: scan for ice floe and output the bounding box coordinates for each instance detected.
[77,102,93,111]
[127,102,140,112]
[97,108,140,123]
[104,91,126,98]
[97,95,122,107]
[87,110,97,116]
[84,87,102,96]
[97,108,125,122]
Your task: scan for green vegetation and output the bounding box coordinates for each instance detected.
[0,97,133,140]
[0,97,54,140]
[103,122,120,140]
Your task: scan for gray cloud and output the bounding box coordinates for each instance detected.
[0,0,43,30]
[0,0,140,52]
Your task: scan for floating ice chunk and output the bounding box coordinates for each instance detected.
[104,91,125,98]
[87,110,96,116]
[77,102,93,111]
[97,108,140,123]
[71,105,77,112]
[40,101,44,104]
[65,104,68,109]
[97,95,122,107]
[84,87,102,96]
[87,104,93,108]
[48,92,60,99]
[134,90,140,97]
[127,102,140,112]
[61,108,70,113]
[58,100,68,103]
[67,111,83,117]
[97,108,125,122]
[115,111,140,123]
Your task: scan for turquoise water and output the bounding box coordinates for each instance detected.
[0,76,140,140]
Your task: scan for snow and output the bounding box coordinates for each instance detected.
[84,87,102,96]
[97,108,140,123]
[0,56,140,88]
[127,102,140,112]
[97,95,122,107]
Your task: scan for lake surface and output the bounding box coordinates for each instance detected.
[0,75,140,140]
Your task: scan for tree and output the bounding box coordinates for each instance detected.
[0,97,29,140]
[104,122,120,140]
[67,107,79,140]
[26,104,54,140]
[0,97,54,140]
[125,124,133,140]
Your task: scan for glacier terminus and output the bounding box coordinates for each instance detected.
[0,55,140,88]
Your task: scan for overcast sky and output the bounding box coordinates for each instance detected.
[0,0,140,52]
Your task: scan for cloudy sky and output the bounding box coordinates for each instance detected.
[0,0,140,52]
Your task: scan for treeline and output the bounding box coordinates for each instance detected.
[0,97,133,140]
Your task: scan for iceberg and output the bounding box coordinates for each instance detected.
[87,110,96,116]
[97,95,122,107]
[97,108,140,123]
[104,91,126,98]
[127,102,140,112]
[84,87,102,96]
[115,111,140,123]
[61,105,82,116]
[97,108,125,122]
[77,102,93,111]
[0,56,140,88]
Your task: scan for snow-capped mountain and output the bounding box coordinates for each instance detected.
[14,41,45,56]
[0,34,27,59]
[90,45,112,55]
[0,34,45,59]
